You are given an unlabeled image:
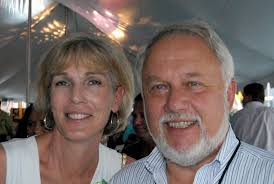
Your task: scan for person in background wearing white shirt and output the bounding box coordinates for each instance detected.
[231,82,274,152]
[110,21,274,184]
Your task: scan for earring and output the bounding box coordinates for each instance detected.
[104,111,119,135]
[43,112,55,131]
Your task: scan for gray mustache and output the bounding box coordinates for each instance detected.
[159,112,201,124]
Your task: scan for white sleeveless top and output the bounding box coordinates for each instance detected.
[2,136,122,184]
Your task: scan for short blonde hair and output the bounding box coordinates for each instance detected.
[35,33,134,135]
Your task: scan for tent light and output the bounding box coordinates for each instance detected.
[111,28,125,40]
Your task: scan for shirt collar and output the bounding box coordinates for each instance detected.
[245,101,264,108]
[145,147,166,173]
[212,125,240,166]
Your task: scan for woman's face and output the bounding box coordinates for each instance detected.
[50,64,124,142]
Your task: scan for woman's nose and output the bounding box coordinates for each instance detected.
[70,84,87,104]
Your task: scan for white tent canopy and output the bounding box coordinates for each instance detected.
[1,0,274,102]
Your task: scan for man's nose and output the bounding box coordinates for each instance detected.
[164,87,191,112]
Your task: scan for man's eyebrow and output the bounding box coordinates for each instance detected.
[185,72,202,78]
[144,72,203,81]
[144,75,162,83]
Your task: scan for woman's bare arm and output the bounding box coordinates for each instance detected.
[0,144,6,184]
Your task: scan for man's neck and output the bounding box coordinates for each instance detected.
[166,145,221,184]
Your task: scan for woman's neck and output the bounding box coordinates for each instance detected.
[37,131,101,180]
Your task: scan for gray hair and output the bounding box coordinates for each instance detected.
[137,20,234,90]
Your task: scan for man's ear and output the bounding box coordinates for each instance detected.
[112,86,125,112]
[227,79,237,110]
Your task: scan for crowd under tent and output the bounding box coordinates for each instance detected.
[1,0,274,110]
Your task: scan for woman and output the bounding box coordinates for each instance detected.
[0,33,135,183]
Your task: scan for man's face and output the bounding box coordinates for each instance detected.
[142,35,235,166]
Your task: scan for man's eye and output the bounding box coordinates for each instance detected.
[55,80,69,86]
[189,81,200,86]
[186,81,204,89]
[151,84,168,92]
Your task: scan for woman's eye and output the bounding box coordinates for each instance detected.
[88,79,102,86]
[55,80,69,86]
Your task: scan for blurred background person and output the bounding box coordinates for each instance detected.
[0,101,13,142]
[26,105,46,137]
[0,33,134,183]
[231,82,274,152]
[15,103,46,138]
[122,94,155,159]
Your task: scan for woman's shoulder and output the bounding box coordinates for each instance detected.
[1,136,41,183]
[99,144,121,158]
[1,136,38,163]
[91,144,135,183]
[99,144,136,167]
[2,136,36,149]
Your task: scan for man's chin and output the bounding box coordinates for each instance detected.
[154,129,223,166]
[156,126,229,167]
[156,138,207,166]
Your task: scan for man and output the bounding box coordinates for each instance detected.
[110,21,274,183]
[122,94,155,159]
[231,82,274,152]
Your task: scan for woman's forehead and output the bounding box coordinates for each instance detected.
[55,58,109,74]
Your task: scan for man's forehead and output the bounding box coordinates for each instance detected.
[143,69,212,80]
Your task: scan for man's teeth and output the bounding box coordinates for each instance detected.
[168,121,195,128]
[67,113,90,120]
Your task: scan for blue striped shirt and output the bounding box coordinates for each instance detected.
[110,126,274,184]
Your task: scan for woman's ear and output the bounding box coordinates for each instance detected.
[112,86,125,112]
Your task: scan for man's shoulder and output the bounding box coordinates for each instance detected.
[230,142,274,182]
[230,109,245,125]
[231,108,246,118]
[261,106,274,114]
[254,106,274,122]
[247,102,274,114]
[110,157,152,184]
[239,142,274,162]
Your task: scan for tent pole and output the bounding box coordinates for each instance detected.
[26,0,32,104]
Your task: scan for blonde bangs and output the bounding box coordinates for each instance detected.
[51,43,112,76]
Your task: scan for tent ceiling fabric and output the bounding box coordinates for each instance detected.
[0,0,274,101]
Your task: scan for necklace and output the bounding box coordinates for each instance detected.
[218,138,241,184]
